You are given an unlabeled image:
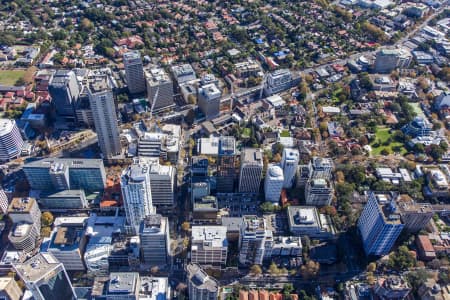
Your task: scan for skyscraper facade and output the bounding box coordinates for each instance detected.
[281,148,299,189]
[239,148,263,193]
[48,70,80,117]
[139,214,169,267]
[264,164,284,203]
[0,119,24,162]
[14,253,77,300]
[123,51,146,94]
[121,161,155,234]
[88,76,121,158]
[358,192,404,256]
[216,137,236,193]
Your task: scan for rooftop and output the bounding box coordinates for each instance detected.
[89,76,110,93]
[288,206,319,226]
[241,148,263,165]
[187,264,218,293]
[24,157,105,169]
[14,253,61,283]
[8,197,35,214]
[123,51,141,61]
[372,192,402,224]
[191,226,228,248]
[0,119,16,137]
[267,164,284,179]
[108,272,139,295]
[242,215,266,232]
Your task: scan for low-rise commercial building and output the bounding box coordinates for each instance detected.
[287,206,335,239]
[191,226,228,268]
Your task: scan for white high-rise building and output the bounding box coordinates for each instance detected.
[88,77,121,158]
[239,148,263,193]
[191,226,228,267]
[264,164,284,203]
[239,216,273,265]
[0,119,24,162]
[139,214,169,267]
[121,161,155,234]
[8,197,41,253]
[123,51,146,94]
[358,192,404,256]
[145,67,174,111]
[0,189,8,214]
[281,148,299,188]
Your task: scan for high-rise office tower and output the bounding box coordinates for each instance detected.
[239,216,273,265]
[0,277,23,300]
[23,158,106,192]
[198,83,221,120]
[121,161,155,234]
[148,159,176,208]
[8,197,41,252]
[0,189,8,214]
[48,70,80,117]
[14,253,77,300]
[146,67,174,111]
[88,76,121,158]
[123,51,146,94]
[264,164,284,203]
[0,119,24,162]
[187,264,219,300]
[305,178,334,206]
[139,214,169,267]
[358,192,404,256]
[216,137,236,193]
[281,148,299,189]
[239,148,263,193]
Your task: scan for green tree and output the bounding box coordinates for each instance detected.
[388,246,416,271]
[250,264,262,276]
[41,211,54,226]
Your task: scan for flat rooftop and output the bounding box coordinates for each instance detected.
[8,197,35,214]
[242,215,266,232]
[191,226,228,248]
[49,225,85,251]
[241,148,263,165]
[108,272,139,294]
[14,253,61,283]
[24,157,104,169]
[187,264,218,293]
[0,119,15,137]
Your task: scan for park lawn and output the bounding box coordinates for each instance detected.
[0,70,26,86]
[242,127,252,138]
[280,130,291,137]
[371,127,407,155]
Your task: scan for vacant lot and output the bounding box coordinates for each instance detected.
[0,70,26,86]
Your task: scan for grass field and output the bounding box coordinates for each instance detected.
[370,127,407,155]
[0,70,26,86]
[242,127,252,138]
[280,130,291,137]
